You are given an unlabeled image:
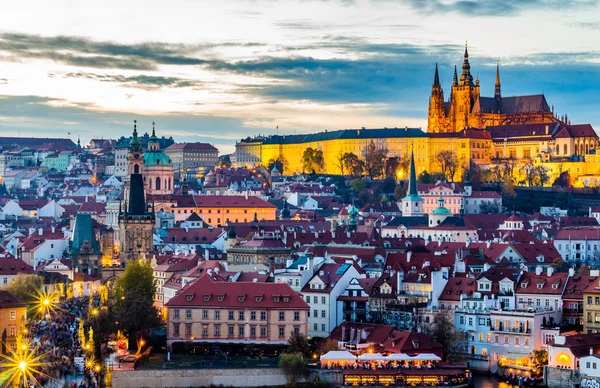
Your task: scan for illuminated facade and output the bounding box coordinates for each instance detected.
[428,45,556,133]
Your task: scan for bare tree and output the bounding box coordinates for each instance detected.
[520,159,536,187]
[363,140,388,179]
[436,150,459,182]
[333,152,347,176]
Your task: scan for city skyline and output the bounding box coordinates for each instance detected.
[1,0,600,153]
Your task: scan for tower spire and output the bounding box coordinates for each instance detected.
[495,63,502,100]
[460,42,474,86]
[433,63,440,88]
[152,121,156,137]
[452,65,458,86]
[407,149,418,197]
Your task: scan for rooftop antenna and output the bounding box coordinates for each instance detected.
[276,125,279,136]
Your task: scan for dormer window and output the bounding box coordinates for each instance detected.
[238,296,245,302]
[537,284,543,289]
[552,284,558,290]
[274,297,280,302]
[283,297,289,302]
[203,295,211,302]
[256,296,263,302]
[521,283,527,288]
[186,294,194,302]
[217,295,224,302]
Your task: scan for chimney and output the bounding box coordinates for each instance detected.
[547,267,554,277]
[536,266,543,276]
[545,125,549,135]
[568,267,575,277]
[591,347,594,356]
[38,228,43,236]
[51,225,56,234]
[486,241,491,249]
[407,251,412,263]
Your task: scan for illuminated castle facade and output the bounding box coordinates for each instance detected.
[428,45,556,133]
[231,46,600,183]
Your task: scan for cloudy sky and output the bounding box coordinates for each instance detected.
[1,0,600,154]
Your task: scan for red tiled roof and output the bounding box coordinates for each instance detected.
[516,272,568,295]
[166,276,308,309]
[556,227,600,240]
[0,257,35,275]
[439,274,476,302]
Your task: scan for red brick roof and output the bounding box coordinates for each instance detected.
[166,276,308,309]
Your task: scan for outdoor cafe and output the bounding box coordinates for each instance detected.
[320,351,471,386]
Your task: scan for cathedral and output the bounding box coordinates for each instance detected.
[428,44,557,133]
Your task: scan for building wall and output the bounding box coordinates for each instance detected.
[584,291,600,333]
[166,306,308,345]
[0,305,26,353]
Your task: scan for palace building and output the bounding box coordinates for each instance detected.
[232,45,600,182]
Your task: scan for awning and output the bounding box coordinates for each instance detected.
[413,353,442,361]
[386,353,412,361]
[321,351,357,361]
[358,353,386,361]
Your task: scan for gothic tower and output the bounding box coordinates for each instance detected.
[123,120,144,201]
[427,63,447,133]
[448,44,480,132]
[119,143,155,264]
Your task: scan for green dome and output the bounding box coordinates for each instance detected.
[430,207,452,215]
[431,196,452,215]
[143,150,172,166]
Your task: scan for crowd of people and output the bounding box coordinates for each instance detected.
[26,297,101,388]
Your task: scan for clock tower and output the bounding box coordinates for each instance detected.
[123,120,144,202]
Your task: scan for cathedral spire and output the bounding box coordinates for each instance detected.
[460,43,474,86]
[495,63,502,100]
[129,120,141,152]
[433,63,441,88]
[452,65,458,86]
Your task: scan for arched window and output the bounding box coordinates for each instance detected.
[586,144,590,154]
[156,177,161,190]
[134,164,140,174]
[556,145,559,155]
[168,178,171,190]
[564,144,568,155]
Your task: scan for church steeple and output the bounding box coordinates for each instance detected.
[407,149,418,198]
[460,43,474,86]
[400,149,423,217]
[495,63,502,100]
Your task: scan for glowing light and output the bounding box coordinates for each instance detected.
[0,342,49,387]
[32,289,59,318]
[91,308,99,316]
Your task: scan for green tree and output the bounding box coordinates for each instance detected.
[382,176,396,194]
[279,353,309,388]
[1,274,42,303]
[301,147,325,174]
[350,178,366,194]
[531,349,548,368]
[0,183,7,195]
[553,170,572,188]
[287,331,310,357]
[362,140,388,179]
[113,259,160,347]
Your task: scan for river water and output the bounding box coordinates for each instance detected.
[473,374,518,388]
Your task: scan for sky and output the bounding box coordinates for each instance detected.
[1,0,600,154]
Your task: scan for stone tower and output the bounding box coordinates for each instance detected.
[123,120,144,201]
[448,44,480,132]
[427,63,447,133]
[118,171,155,265]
